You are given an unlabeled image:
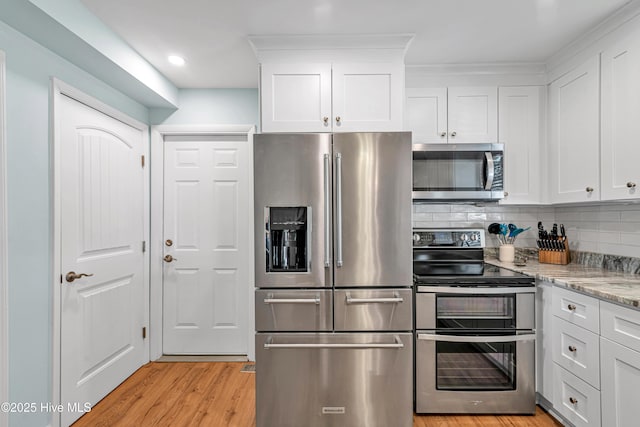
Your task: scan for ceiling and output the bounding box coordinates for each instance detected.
[80,0,632,89]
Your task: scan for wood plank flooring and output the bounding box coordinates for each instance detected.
[72,362,561,427]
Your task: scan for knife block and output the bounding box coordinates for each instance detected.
[538,239,571,265]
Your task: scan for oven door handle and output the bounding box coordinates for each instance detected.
[417,333,536,343]
[417,286,535,294]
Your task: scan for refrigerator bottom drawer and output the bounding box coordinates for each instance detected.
[256,333,413,427]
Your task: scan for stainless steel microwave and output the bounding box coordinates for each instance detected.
[412,143,504,201]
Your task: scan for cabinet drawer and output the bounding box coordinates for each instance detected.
[601,301,640,353]
[553,317,600,389]
[255,289,333,331]
[334,289,412,331]
[553,287,600,333]
[553,364,601,427]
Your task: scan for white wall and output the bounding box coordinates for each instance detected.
[0,19,148,427]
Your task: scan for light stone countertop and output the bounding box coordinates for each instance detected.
[486,257,640,310]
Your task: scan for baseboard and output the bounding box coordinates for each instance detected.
[156,355,249,362]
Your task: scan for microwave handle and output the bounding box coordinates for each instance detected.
[484,151,495,190]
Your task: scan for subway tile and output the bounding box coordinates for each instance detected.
[451,204,486,213]
[468,213,488,221]
[434,213,468,221]
[412,213,433,222]
[621,211,640,222]
[598,232,620,244]
[486,213,506,221]
[582,211,621,222]
[579,231,600,242]
[620,232,640,247]
[598,243,640,258]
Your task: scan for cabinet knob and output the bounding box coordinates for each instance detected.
[323,117,329,125]
[504,192,509,197]
[568,345,577,353]
[450,131,457,137]
[440,132,446,137]
[567,304,576,311]
[627,182,637,188]
[335,116,341,124]
[569,397,578,405]
[165,239,173,247]
[585,187,594,193]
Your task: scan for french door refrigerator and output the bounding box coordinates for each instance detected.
[254,132,413,427]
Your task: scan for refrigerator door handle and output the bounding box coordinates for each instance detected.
[335,152,343,267]
[323,154,331,268]
[264,335,404,349]
[345,292,403,304]
[263,297,321,305]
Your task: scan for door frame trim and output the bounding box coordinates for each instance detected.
[51,78,150,427]
[150,124,256,361]
[0,50,8,427]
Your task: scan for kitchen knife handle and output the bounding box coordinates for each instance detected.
[324,154,331,268]
[335,153,343,268]
[484,151,495,190]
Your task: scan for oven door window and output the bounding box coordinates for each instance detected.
[436,337,516,391]
[436,294,515,329]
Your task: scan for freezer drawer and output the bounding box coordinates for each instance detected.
[256,333,413,427]
[255,289,332,332]
[334,288,412,331]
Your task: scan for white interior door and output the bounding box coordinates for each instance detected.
[59,94,146,426]
[162,136,251,354]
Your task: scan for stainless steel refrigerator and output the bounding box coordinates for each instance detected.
[254,132,413,427]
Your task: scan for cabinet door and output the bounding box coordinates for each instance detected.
[332,62,404,132]
[601,33,640,200]
[260,63,332,132]
[447,87,497,143]
[601,337,640,427]
[405,88,448,143]
[498,86,542,204]
[548,56,600,203]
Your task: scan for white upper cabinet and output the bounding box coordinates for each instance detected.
[261,63,332,133]
[498,86,543,205]
[405,86,497,143]
[447,87,498,143]
[548,55,600,203]
[405,88,448,143]
[601,32,640,201]
[331,63,404,132]
[261,62,404,133]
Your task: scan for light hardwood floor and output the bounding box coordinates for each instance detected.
[72,362,562,427]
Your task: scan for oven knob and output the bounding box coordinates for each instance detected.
[460,234,469,241]
[413,233,421,242]
[470,234,478,241]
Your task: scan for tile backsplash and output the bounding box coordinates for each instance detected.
[413,202,640,258]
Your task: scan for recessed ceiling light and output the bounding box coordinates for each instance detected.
[168,55,185,66]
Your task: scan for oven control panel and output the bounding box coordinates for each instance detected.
[413,228,485,248]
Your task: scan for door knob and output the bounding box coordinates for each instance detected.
[65,271,94,283]
[164,255,177,263]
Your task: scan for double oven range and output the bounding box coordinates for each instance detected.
[413,228,536,414]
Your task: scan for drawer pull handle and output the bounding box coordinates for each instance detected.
[568,345,577,353]
[567,304,577,311]
[569,397,578,405]
[264,298,321,305]
[345,292,402,304]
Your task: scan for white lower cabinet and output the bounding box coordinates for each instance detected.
[600,337,640,427]
[600,301,640,427]
[545,288,640,427]
[553,364,601,427]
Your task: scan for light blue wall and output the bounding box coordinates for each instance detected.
[0,19,148,427]
[150,88,259,128]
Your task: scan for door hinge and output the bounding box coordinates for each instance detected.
[142,241,146,253]
[142,327,147,339]
[141,155,145,168]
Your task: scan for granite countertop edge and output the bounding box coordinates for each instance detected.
[485,257,640,310]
